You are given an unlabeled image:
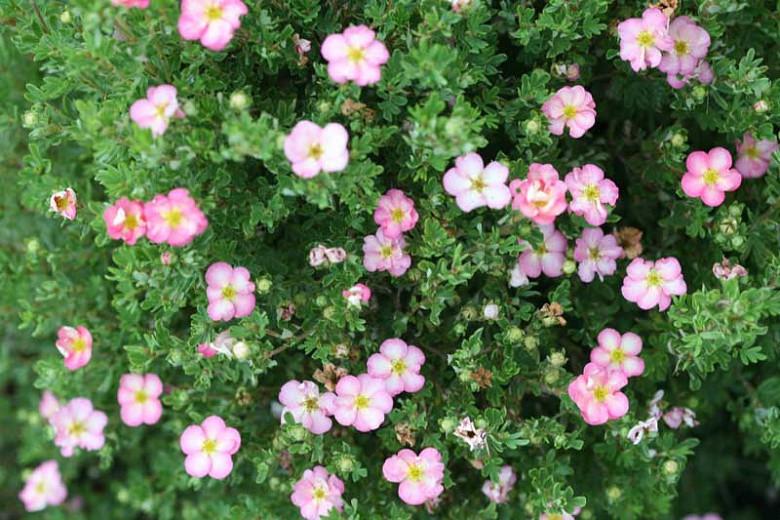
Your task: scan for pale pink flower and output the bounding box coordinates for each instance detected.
[205,262,256,321]
[103,198,146,245]
[663,407,698,429]
[117,373,163,427]
[180,416,241,479]
[111,0,149,8]
[621,257,687,311]
[342,283,371,306]
[667,60,714,89]
[682,148,742,206]
[567,364,629,425]
[39,390,60,421]
[309,244,347,267]
[178,0,248,52]
[198,342,218,357]
[324,247,347,263]
[321,25,389,86]
[566,63,581,81]
[517,224,567,279]
[509,263,530,287]
[333,373,394,432]
[573,227,623,283]
[382,448,445,506]
[590,328,645,378]
[627,416,659,445]
[443,153,511,212]
[49,188,77,220]
[291,466,345,520]
[55,326,93,371]
[509,163,568,225]
[129,85,184,137]
[51,397,108,457]
[294,35,311,56]
[617,8,673,72]
[161,251,173,265]
[712,258,748,280]
[659,17,710,78]
[143,188,208,247]
[541,86,597,138]
[284,121,349,178]
[682,514,722,520]
[367,338,426,396]
[565,164,619,226]
[374,189,419,238]
[362,229,412,277]
[278,380,336,435]
[451,0,472,11]
[735,132,778,178]
[18,460,67,512]
[453,417,488,452]
[481,465,516,504]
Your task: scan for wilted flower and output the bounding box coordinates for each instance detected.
[453,417,487,451]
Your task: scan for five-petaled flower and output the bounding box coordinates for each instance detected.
[180,415,241,479]
[621,257,687,311]
[278,380,336,435]
[382,447,445,505]
[367,338,426,396]
[205,262,256,321]
[517,224,568,279]
[18,460,67,512]
[291,466,345,520]
[565,164,619,226]
[51,397,108,457]
[589,328,645,378]
[735,132,779,179]
[55,325,93,371]
[284,121,350,179]
[573,227,623,283]
[617,8,673,72]
[567,363,629,425]
[510,163,568,225]
[103,198,147,245]
[333,373,394,432]
[178,0,248,52]
[129,85,185,137]
[143,188,208,247]
[49,188,77,221]
[481,465,516,504]
[117,373,164,427]
[321,25,389,86]
[541,86,597,138]
[374,189,419,238]
[362,229,412,277]
[681,147,742,207]
[443,153,512,212]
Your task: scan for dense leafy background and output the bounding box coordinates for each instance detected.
[2,0,780,518]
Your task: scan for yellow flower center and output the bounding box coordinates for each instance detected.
[354,394,370,410]
[391,358,407,375]
[72,337,87,353]
[535,244,548,256]
[610,348,626,364]
[592,385,608,402]
[134,390,149,404]
[391,208,405,223]
[471,175,487,192]
[347,46,365,63]
[562,104,578,120]
[637,31,655,48]
[582,184,600,202]
[380,245,394,259]
[124,213,139,230]
[35,482,47,494]
[407,463,424,482]
[548,515,564,520]
[745,146,760,159]
[303,396,319,412]
[204,5,223,22]
[646,269,662,287]
[221,285,237,300]
[312,485,327,501]
[163,207,183,228]
[68,420,86,436]
[702,168,720,185]
[202,438,217,455]
[308,143,324,160]
[674,40,689,56]
[55,196,69,210]
[589,247,601,261]
[155,102,169,118]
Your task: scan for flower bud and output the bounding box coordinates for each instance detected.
[506,326,524,342]
[549,351,566,367]
[525,119,541,134]
[754,100,769,113]
[22,111,38,128]
[670,132,686,147]
[663,459,679,475]
[229,91,250,111]
[60,10,72,24]
[562,259,576,275]
[440,416,458,434]
[606,485,622,501]
[524,335,539,351]
[692,85,707,100]
[482,303,499,320]
[232,341,250,360]
[543,368,559,385]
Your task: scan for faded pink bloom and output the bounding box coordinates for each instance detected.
[111,0,149,8]
[509,263,530,287]
[129,85,184,137]
[324,247,347,263]
[18,460,67,512]
[362,229,412,277]
[321,25,389,86]
[333,374,394,432]
[590,328,645,378]
[342,283,371,306]
[621,257,687,311]
[160,251,173,265]
[180,416,241,479]
[39,391,60,421]
[443,153,512,212]
[291,466,345,520]
[205,262,256,321]
[682,515,722,520]
[308,244,346,267]
[103,198,146,245]
[627,416,659,445]
[566,63,581,81]
[453,417,488,452]
[735,132,778,178]
[517,224,567,279]
[382,448,445,506]
[510,163,568,225]
[278,380,336,435]
[573,227,623,283]
[294,35,311,56]
[284,121,349,178]
[617,8,673,72]
[663,407,698,429]
[374,189,419,238]
[541,86,597,138]
[659,17,710,78]
[667,60,714,89]
[117,373,163,427]
[481,465,516,504]
[451,0,472,12]
[367,338,426,396]
[55,326,93,371]
[178,0,248,52]
[567,364,629,425]
[143,188,208,247]
[49,188,77,220]
[712,258,748,280]
[51,397,108,457]
[681,148,742,207]
[198,342,218,357]
[565,164,619,226]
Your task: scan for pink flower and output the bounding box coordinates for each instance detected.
[129,85,184,137]
[374,189,419,238]
[161,251,173,265]
[451,0,472,12]
[565,164,619,226]
[541,86,597,138]
[291,466,345,520]
[573,227,623,283]
[442,153,512,212]
[509,163,568,225]
[659,17,710,78]
[51,397,108,457]
[362,229,412,277]
[617,8,673,72]
[481,465,516,504]
[103,198,147,245]
[19,460,67,512]
[621,257,687,311]
[681,148,742,207]
[278,380,336,435]
[205,262,256,321]
[735,132,778,178]
[683,514,722,520]
[284,121,349,178]
[39,391,60,421]
[663,407,698,429]
[382,448,445,506]
[567,364,629,425]
[590,328,645,378]
[55,326,93,371]
[321,25,389,86]
[342,283,371,306]
[111,0,149,8]
[143,188,208,247]
[197,331,235,358]
[367,338,426,396]
[49,188,77,220]
[333,374,394,432]
[197,342,218,357]
[309,244,347,266]
[517,224,567,279]
[178,0,248,52]
[117,373,163,427]
[180,416,241,479]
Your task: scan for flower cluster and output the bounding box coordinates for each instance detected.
[627,390,699,444]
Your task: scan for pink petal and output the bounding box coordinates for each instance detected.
[185,452,211,478]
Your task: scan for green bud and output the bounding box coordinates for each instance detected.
[692,86,707,100]
[458,369,473,382]
[117,488,130,503]
[525,119,541,134]
[506,326,524,342]
[22,111,38,127]
[289,424,307,442]
[318,101,331,113]
[337,455,355,473]
[524,335,539,351]
[440,416,458,434]
[60,10,72,24]
[256,278,272,294]
[663,459,679,475]
[543,368,559,385]
[731,235,745,249]
[549,351,566,367]
[232,341,250,360]
[26,238,41,255]
[323,306,336,320]
[562,259,576,275]
[229,91,250,111]
[670,133,686,147]
[606,485,622,501]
